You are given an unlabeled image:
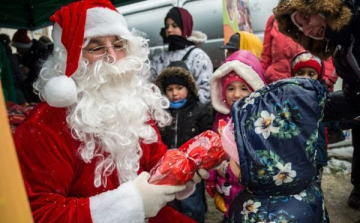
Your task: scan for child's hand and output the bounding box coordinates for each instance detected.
[212,160,229,178]
[175,169,209,200]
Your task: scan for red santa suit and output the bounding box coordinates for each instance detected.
[14,102,167,223]
[13,1,200,222]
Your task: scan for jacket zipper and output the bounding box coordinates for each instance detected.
[174,111,179,148]
[325,38,330,53]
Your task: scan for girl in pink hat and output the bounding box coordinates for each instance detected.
[208,50,266,222]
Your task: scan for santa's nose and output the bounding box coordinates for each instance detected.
[104,47,117,63]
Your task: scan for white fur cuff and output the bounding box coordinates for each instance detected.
[90,181,145,223]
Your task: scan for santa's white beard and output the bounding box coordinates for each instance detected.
[67,57,171,187]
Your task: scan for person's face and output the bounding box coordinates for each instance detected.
[82,36,127,64]
[165,18,182,37]
[165,84,188,102]
[294,67,319,80]
[293,12,327,40]
[225,81,251,106]
[226,49,237,58]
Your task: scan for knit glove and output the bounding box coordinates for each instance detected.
[175,169,209,200]
[134,172,186,218]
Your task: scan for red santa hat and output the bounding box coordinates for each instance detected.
[291,52,323,79]
[11,29,32,49]
[43,0,129,108]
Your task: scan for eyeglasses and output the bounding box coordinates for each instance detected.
[82,39,127,57]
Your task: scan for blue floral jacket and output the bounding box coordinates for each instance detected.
[228,78,329,223]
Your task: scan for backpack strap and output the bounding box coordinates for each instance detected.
[181,46,197,61]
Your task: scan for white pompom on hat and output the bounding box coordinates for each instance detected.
[42,0,129,108]
[43,76,77,107]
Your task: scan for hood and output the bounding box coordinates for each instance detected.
[231,78,326,188]
[273,0,353,59]
[187,30,207,46]
[211,50,266,115]
[238,31,263,59]
[156,66,198,97]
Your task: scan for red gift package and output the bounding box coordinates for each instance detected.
[149,130,227,185]
[149,149,197,185]
[179,130,227,170]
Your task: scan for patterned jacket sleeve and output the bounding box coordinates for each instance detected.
[150,53,164,83]
[187,48,213,105]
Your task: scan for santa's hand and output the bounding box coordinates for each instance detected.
[134,172,186,218]
[176,169,209,200]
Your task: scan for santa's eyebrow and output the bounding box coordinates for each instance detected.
[88,38,104,45]
[88,37,121,45]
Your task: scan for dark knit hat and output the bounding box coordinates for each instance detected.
[165,8,182,32]
[220,32,240,50]
[162,61,190,89]
[11,29,32,48]
[156,60,198,96]
[0,34,10,46]
[164,7,193,38]
[162,75,189,90]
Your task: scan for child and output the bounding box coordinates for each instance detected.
[207,50,266,222]
[155,61,214,223]
[291,51,323,80]
[227,78,329,222]
[291,51,328,185]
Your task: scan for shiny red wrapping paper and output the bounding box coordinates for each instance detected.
[149,130,227,185]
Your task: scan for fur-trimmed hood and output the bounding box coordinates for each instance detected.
[156,66,198,96]
[210,50,266,115]
[273,0,353,59]
[187,30,207,46]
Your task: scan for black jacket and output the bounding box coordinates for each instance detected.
[160,95,214,149]
[19,39,49,102]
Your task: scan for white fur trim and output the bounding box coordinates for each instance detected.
[210,60,265,114]
[43,76,77,108]
[85,7,130,38]
[90,181,145,223]
[187,30,207,45]
[51,24,66,54]
[291,12,303,31]
[290,11,325,40]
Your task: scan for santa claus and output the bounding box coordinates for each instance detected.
[13,0,205,222]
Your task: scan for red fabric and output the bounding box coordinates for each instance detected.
[292,58,322,78]
[149,206,197,223]
[177,7,193,38]
[50,0,117,77]
[149,130,226,185]
[260,15,338,91]
[221,72,253,99]
[13,102,168,223]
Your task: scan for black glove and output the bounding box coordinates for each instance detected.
[159,27,168,44]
